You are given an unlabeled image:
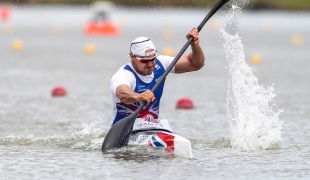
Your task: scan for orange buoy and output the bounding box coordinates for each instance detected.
[84,20,120,36]
[176,98,194,109]
[52,86,67,97]
[0,6,11,21]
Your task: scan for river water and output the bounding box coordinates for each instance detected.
[1,2,310,179]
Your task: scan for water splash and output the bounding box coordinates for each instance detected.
[220,3,283,150]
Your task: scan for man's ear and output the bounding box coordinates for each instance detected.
[129,53,135,63]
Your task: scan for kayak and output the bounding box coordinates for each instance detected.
[127,130,193,159]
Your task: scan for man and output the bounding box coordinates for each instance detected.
[110,28,205,133]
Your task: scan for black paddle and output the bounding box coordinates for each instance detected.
[102,0,230,152]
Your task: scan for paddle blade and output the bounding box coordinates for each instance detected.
[101,112,139,152]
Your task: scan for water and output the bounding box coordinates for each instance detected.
[1,2,310,179]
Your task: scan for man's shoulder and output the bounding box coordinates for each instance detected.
[114,67,134,77]
[112,64,135,80]
[157,55,174,70]
[157,55,174,61]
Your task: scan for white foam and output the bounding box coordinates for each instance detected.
[220,3,283,150]
[0,121,105,151]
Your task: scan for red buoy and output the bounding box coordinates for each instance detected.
[84,20,120,36]
[176,98,194,109]
[1,6,11,21]
[52,86,67,97]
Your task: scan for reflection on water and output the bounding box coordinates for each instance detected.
[106,147,176,162]
[198,138,232,149]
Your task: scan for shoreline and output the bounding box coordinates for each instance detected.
[1,0,310,11]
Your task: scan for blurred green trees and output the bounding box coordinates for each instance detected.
[1,0,310,10]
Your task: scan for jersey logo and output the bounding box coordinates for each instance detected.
[137,84,146,92]
[155,64,160,70]
[138,84,145,89]
[142,114,160,123]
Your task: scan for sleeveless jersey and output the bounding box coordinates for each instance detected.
[112,59,166,125]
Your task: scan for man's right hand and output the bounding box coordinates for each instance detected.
[116,85,155,104]
[139,89,156,103]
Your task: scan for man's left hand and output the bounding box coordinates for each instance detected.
[186,28,200,46]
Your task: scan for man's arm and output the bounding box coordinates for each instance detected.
[174,28,205,73]
[116,84,155,104]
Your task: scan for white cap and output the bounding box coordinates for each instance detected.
[130,37,156,56]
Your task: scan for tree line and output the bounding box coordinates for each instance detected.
[2,0,310,11]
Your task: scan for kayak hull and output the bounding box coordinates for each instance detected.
[128,130,193,159]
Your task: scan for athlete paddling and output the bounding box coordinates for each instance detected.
[110,28,205,133]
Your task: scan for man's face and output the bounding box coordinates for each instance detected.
[131,49,157,76]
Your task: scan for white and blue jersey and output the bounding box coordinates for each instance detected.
[110,55,175,126]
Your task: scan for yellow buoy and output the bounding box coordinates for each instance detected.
[250,53,262,64]
[162,29,174,40]
[207,19,219,30]
[3,23,14,33]
[163,47,174,56]
[262,21,272,31]
[12,40,23,51]
[52,26,64,35]
[84,43,96,54]
[292,34,303,46]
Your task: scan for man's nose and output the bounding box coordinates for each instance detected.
[146,61,154,67]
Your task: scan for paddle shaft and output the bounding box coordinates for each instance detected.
[102,0,230,152]
[134,0,231,116]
